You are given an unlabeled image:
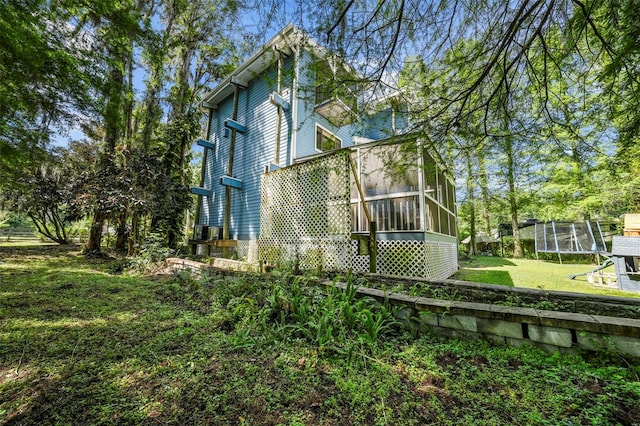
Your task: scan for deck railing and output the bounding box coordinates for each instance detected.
[351,193,421,232]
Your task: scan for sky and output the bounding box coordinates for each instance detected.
[50,4,295,149]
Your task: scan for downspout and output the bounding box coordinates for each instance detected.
[222,83,240,254]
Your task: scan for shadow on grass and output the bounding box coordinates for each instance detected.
[459,256,517,268]
[0,265,212,425]
[455,270,515,287]
[0,243,82,259]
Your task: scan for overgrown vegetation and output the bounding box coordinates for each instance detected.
[1,244,639,425]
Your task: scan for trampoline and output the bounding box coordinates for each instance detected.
[534,221,615,264]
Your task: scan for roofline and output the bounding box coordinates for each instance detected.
[291,132,455,181]
[200,24,360,110]
[200,24,299,109]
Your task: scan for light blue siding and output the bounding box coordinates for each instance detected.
[361,109,394,140]
[294,51,356,159]
[201,48,413,240]
[200,96,232,229]
[359,104,411,140]
[201,58,294,240]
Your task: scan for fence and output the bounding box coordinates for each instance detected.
[259,150,352,272]
[0,227,37,241]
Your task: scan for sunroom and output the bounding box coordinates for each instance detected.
[258,136,459,280]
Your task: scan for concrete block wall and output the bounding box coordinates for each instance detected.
[324,282,640,359]
[163,258,640,359]
[166,257,258,274]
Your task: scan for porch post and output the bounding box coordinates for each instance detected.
[369,221,377,273]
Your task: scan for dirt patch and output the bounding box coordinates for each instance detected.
[0,368,33,386]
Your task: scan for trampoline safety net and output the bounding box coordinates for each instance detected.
[534,221,609,255]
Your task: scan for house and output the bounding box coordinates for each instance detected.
[192,24,458,279]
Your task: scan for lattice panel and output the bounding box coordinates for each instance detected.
[296,239,353,271]
[351,241,371,273]
[424,241,458,279]
[259,152,352,272]
[258,148,457,279]
[236,240,259,263]
[352,240,457,280]
[377,240,428,277]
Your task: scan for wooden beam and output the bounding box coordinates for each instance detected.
[223,84,241,257]
[224,118,246,134]
[190,187,213,196]
[188,239,238,248]
[220,175,244,189]
[270,92,290,111]
[369,221,377,273]
[348,154,372,224]
[196,138,215,149]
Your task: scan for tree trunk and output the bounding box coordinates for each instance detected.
[478,153,491,235]
[89,35,128,253]
[504,135,523,258]
[29,211,69,245]
[127,212,139,256]
[465,149,477,256]
[84,210,106,254]
[115,210,128,252]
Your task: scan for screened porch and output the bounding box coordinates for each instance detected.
[349,141,457,239]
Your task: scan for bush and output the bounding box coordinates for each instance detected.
[129,232,174,272]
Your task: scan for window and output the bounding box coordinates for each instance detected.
[315,125,341,152]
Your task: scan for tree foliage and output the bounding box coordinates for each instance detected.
[3,0,640,253]
[0,0,244,250]
[1,154,73,244]
[289,0,640,240]
[0,0,94,184]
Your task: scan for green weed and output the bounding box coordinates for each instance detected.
[1,244,639,425]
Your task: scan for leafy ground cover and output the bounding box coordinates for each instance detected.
[1,244,639,425]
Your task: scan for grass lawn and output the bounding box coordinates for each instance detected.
[1,244,639,425]
[456,255,640,298]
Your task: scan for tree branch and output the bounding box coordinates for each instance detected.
[326,0,356,37]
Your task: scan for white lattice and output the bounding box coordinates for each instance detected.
[351,240,371,273]
[259,151,352,272]
[377,240,428,277]
[352,239,457,280]
[424,241,458,279]
[258,149,458,279]
[236,240,259,263]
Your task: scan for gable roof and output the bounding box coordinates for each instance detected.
[200,24,300,109]
[200,24,359,110]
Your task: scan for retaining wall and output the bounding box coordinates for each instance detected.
[322,281,640,359]
[165,258,640,358]
[167,257,257,274]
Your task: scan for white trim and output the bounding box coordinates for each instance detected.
[314,123,342,153]
[290,41,299,165]
[417,141,426,235]
[201,24,360,110]
[353,136,374,145]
